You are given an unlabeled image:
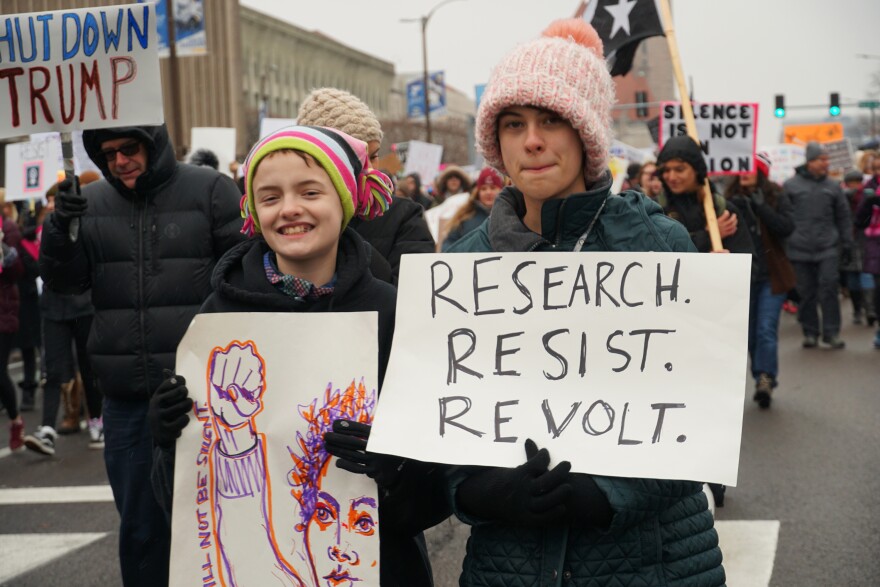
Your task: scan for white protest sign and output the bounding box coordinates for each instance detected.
[171,312,380,587]
[610,140,653,165]
[0,4,163,139]
[259,117,297,139]
[424,192,469,244]
[825,139,854,172]
[190,127,236,177]
[758,144,805,185]
[402,140,444,186]
[369,253,750,486]
[659,102,758,175]
[4,136,62,201]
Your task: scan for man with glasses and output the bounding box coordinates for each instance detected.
[39,124,244,587]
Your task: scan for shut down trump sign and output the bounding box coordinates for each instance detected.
[0,3,163,138]
[368,253,750,486]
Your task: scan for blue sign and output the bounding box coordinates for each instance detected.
[407,71,446,119]
[475,84,487,110]
[138,0,206,57]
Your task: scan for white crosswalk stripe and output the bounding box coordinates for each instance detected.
[0,533,110,584]
[0,485,113,505]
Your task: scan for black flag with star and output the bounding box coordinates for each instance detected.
[584,0,665,77]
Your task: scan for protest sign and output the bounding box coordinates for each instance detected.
[824,139,854,172]
[783,122,844,146]
[0,4,162,139]
[171,312,380,587]
[368,253,750,486]
[659,102,758,175]
[758,144,805,185]
[4,136,62,201]
[189,127,236,177]
[259,117,297,140]
[402,140,444,186]
[610,140,653,165]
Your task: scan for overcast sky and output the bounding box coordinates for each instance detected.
[241,0,880,146]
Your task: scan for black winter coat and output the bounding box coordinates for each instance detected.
[349,196,435,285]
[39,124,244,401]
[0,218,23,334]
[154,230,449,587]
[660,189,755,256]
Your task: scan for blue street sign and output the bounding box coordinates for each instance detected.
[407,71,447,119]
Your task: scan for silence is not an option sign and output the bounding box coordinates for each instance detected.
[659,102,759,176]
[368,252,751,486]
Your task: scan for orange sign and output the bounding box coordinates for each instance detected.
[783,122,844,145]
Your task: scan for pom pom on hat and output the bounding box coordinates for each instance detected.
[475,18,615,184]
[239,125,393,237]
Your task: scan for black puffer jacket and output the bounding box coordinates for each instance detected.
[349,196,435,285]
[39,124,244,401]
[155,230,449,587]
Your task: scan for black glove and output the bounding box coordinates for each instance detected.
[148,369,194,449]
[324,420,406,490]
[456,438,572,527]
[750,188,765,207]
[53,178,86,229]
[841,247,853,267]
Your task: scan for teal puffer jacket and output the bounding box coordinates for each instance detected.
[447,179,725,587]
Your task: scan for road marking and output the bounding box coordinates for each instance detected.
[0,485,114,505]
[715,520,780,587]
[0,447,12,460]
[0,533,109,583]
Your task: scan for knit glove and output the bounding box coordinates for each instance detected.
[456,439,572,527]
[324,420,406,490]
[750,189,765,207]
[53,178,86,230]
[149,370,194,449]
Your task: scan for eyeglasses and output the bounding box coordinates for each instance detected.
[101,141,141,162]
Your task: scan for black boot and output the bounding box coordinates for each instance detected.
[18,381,37,412]
[851,289,864,324]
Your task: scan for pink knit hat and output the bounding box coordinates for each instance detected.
[476,19,615,184]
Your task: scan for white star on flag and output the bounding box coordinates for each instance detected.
[603,0,638,38]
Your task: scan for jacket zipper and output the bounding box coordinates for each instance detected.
[137,201,150,395]
[554,199,568,248]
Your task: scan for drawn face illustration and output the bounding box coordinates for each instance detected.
[306,464,378,587]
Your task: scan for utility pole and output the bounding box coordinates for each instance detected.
[164,0,184,159]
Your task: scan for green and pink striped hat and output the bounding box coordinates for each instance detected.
[240,125,393,236]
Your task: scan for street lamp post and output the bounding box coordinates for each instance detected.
[402,0,465,144]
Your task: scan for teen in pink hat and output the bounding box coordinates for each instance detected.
[446,19,725,587]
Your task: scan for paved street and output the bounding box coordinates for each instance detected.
[1,300,878,586]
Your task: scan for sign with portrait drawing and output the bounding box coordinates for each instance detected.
[171,313,380,587]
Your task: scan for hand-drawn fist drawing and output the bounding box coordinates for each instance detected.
[208,341,266,430]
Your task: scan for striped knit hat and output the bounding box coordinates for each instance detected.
[240,126,393,236]
[476,19,614,184]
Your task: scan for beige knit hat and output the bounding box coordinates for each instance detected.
[297,88,383,144]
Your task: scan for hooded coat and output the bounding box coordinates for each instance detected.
[39,125,244,401]
[153,230,450,587]
[0,218,24,334]
[447,179,724,587]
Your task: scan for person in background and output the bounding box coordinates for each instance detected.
[854,187,880,348]
[24,172,105,456]
[656,135,754,255]
[724,153,795,408]
[39,123,244,587]
[446,19,724,586]
[841,169,875,326]
[297,88,435,284]
[14,199,41,413]
[401,172,434,210]
[441,167,504,251]
[637,160,663,200]
[623,161,643,191]
[1,188,26,450]
[783,142,853,349]
[433,165,472,205]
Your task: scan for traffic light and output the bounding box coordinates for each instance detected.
[635,91,649,118]
[829,92,841,117]
[774,94,785,118]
